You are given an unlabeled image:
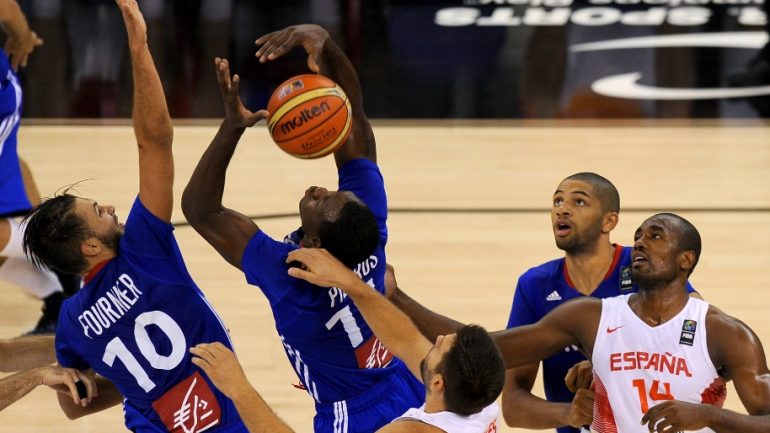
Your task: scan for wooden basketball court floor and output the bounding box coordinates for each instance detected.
[1,121,769,432]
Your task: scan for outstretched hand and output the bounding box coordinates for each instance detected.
[286,248,361,292]
[190,342,249,399]
[4,29,42,71]
[215,58,268,129]
[255,24,330,73]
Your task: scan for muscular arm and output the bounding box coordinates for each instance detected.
[181,59,267,269]
[643,309,770,433]
[190,343,294,433]
[117,0,174,222]
[0,336,55,372]
[286,248,432,379]
[492,297,600,369]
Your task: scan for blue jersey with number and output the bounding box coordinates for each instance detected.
[56,197,246,433]
[0,50,32,217]
[506,245,696,433]
[241,159,423,413]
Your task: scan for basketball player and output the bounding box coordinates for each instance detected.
[488,212,770,433]
[0,0,77,335]
[187,246,504,433]
[21,1,248,432]
[390,172,698,433]
[181,24,424,433]
[0,335,96,412]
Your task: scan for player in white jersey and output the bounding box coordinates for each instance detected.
[188,250,505,433]
[491,213,770,433]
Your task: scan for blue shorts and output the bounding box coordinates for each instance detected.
[0,52,31,217]
[314,362,425,433]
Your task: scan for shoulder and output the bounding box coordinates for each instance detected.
[380,420,446,433]
[518,257,564,287]
[706,305,764,370]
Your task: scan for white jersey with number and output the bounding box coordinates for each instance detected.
[395,401,499,433]
[591,294,726,433]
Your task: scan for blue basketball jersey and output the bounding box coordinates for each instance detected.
[0,50,32,217]
[56,197,246,433]
[506,245,696,433]
[241,158,423,431]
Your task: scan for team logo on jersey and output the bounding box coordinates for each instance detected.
[680,319,697,346]
[619,266,634,292]
[152,371,222,433]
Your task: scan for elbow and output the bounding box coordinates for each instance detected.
[501,388,526,427]
[180,188,204,226]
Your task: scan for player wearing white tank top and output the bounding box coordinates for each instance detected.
[492,213,770,433]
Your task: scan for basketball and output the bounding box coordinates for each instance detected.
[267,74,352,159]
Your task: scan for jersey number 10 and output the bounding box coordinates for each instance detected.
[102,310,187,393]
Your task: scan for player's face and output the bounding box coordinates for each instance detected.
[551,180,605,253]
[74,198,124,248]
[420,333,458,385]
[299,186,359,235]
[631,216,683,286]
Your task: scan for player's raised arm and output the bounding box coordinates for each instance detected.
[286,248,432,380]
[255,24,375,167]
[181,58,269,269]
[117,0,173,222]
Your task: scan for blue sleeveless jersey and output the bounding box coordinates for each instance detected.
[506,245,696,433]
[241,158,423,431]
[0,50,32,217]
[56,197,246,433]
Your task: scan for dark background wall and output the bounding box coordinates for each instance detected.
[10,0,770,119]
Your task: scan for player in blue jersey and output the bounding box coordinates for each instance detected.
[388,172,698,433]
[182,24,424,433]
[21,2,248,432]
[0,0,78,335]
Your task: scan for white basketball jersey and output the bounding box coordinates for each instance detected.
[591,294,726,433]
[395,401,499,433]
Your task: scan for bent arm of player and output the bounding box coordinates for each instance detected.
[117,0,174,222]
[255,24,376,167]
[56,375,123,419]
[385,264,465,341]
[642,312,770,433]
[190,343,295,433]
[181,59,268,269]
[0,366,94,412]
[0,0,43,71]
[502,363,593,429]
[286,248,432,379]
[0,336,56,372]
[492,297,600,369]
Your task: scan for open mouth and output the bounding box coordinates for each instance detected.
[632,253,648,266]
[554,221,572,236]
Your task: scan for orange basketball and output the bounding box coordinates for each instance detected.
[267,74,352,159]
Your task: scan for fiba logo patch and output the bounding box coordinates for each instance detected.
[680,319,697,346]
[619,266,633,292]
[277,79,304,101]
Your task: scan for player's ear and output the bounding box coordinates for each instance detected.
[81,237,103,258]
[430,373,444,393]
[602,211,619,233]
[679,250,696,274]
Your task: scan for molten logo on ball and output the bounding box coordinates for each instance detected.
[278,101,331,136]
[267,74,352,159]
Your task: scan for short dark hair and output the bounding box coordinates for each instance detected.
[22,194,91,275]
[654,212,702,276]
[436,324,505,416]
[564,172,620,214]
[318,201,379,268]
